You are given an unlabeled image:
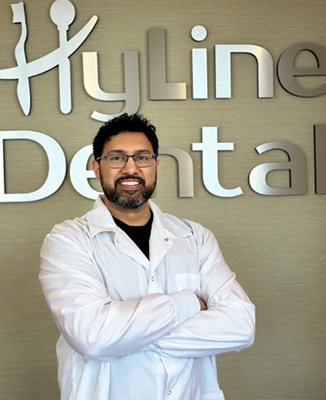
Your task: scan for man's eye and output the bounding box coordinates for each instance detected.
[108,155,124,161]
[135,155,150,161]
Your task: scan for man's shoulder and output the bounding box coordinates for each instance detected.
[150,200,209,237]
[46,196,114,238]
[165,212,202,231]
[45,214,90,243]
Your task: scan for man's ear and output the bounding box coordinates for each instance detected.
[92,159,101,182]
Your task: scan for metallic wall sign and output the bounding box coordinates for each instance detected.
[0,131,323,202]
[0,4,325,116]
[0,3,324,202]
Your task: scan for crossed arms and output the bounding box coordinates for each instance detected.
[39,223,255,363]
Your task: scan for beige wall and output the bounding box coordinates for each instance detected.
[0,0,325,399]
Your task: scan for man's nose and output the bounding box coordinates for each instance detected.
[121,156,140,173]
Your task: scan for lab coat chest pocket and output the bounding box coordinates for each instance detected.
[175,273,201,296]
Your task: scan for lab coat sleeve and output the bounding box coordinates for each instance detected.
[150,225,256,358]
[39,223,200,363]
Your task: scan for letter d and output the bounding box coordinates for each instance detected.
[0,131,66,202]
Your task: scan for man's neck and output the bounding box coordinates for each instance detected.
[104,197,152,226]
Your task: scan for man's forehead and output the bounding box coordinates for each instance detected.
[103,131,153,152]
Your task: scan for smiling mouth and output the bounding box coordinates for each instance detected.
[120,180,140,187]
[117,177,145,192]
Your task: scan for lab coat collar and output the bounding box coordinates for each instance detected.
[86,195,117,237]
[86,196,192,240]
[148,200,192,239]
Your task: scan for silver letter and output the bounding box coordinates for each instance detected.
[50,0,76,114]
[11,2,30,115]
[148,28,186,100]
[215,44,274,98]
[192,127,243,197]
[314,125,326,194]
[192,49,208,99]
[191,25,208,99]
[249,141,306,195]
[0,3,98,115]
[0,131,66,202]
[277,43,326,97]
[70,145,99,199]
[159,147,194,197]
[83,51,140,121]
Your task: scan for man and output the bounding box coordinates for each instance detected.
[39,113,255,400]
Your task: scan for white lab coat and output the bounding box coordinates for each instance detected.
[39,195,255,400]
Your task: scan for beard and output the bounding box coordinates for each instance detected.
[99,171,157,209]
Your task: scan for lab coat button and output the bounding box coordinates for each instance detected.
[151,276,155,281]
[164,237,169,242]
[168,389,172,395]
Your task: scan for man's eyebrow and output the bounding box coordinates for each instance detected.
[106,150,124,154]
[106,149,152,155]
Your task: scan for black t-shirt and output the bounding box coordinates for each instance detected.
[113,213,153,259]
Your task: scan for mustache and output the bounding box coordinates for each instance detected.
[115,175,146,186]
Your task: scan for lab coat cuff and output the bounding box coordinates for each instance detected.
[169,291,201,325]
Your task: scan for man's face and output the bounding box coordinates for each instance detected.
[93,131,159,210]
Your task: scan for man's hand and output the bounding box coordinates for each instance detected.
[196,296,207,311]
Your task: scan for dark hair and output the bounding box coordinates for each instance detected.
[93,113,159,160]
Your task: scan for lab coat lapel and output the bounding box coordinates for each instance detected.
[149,227,173,270]
[148,200,191,271]
[114,230,150,269]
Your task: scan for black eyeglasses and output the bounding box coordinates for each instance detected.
[96,153,158,169]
